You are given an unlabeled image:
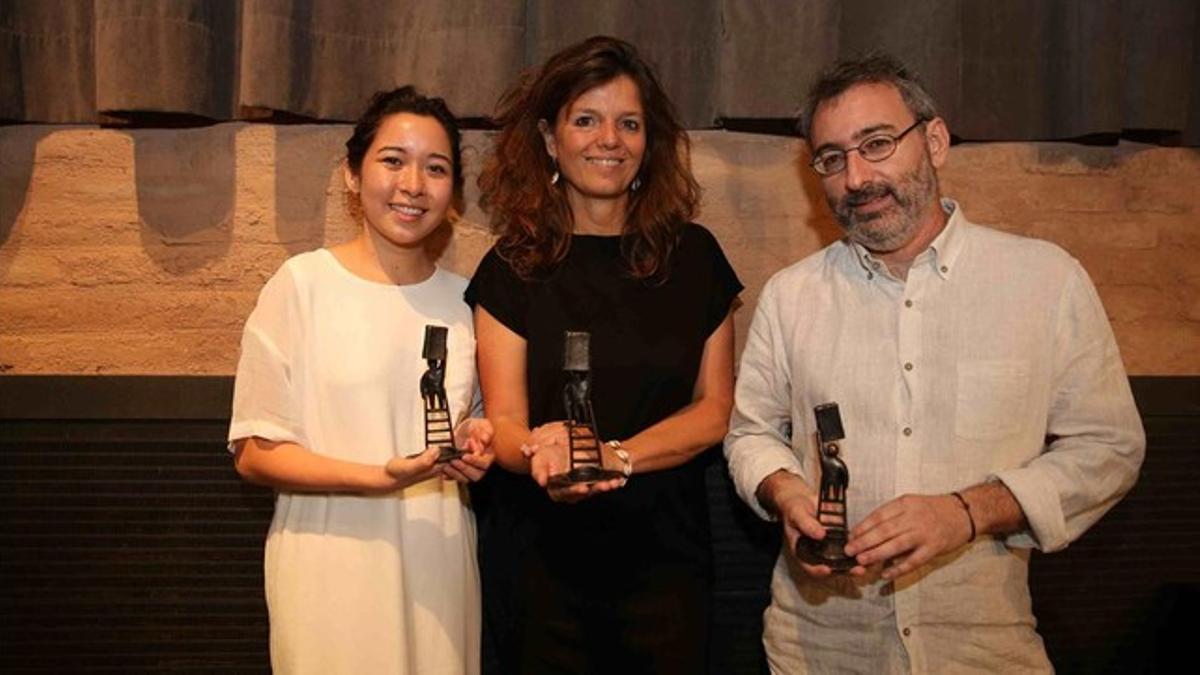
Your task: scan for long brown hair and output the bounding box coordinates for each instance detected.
[479,36,700,280]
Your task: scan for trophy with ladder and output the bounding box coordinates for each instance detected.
[416,324,465,463]
[795,402,855,572]
[546,331,625,488]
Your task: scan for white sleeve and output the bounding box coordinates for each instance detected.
[227,266,305,449]
[994,262,1145,551]
[724,277,806,521]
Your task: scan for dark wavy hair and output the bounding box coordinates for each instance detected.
[345,86,464,203]
[479,35,700,280]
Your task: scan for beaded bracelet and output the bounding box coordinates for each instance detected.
[606,440,633,479]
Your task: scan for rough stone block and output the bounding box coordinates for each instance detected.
[2,125,1198,375]
[0,250,66,288]
[1111,319,1200,375]
[1186,296,1200,323]
[1124,182,1198,214]
[1026,144,1121,176]
[942,143,1030,176]
[0,287,256,334]
[0,331,242,374]
[1117,143,1200,179]
[1099,285,1184,322]
[1071,246,1187,289]
[1158,217,1200,248]
[1027,216,1159,252]
[1005,176,1128,213]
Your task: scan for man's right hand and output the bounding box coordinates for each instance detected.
[756,469,861,578]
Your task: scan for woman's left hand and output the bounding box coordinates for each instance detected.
[441,418,496,483]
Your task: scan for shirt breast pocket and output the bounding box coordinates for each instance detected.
[955,359,1031,441]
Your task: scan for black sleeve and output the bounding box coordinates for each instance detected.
[464,246,530,338]
[686,224,743,335]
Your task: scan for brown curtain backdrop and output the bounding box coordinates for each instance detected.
[2,0,1198,144]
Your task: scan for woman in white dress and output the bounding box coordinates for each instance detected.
[229,87,494,675]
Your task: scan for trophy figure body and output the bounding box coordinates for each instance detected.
[796,402,856,572]
[418,325,464,463]
[547,331,624,488]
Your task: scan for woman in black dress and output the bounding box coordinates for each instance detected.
[466,36,742,674]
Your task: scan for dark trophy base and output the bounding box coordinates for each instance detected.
[796,531,856,573]
[546,465,624,489]
[436,446,466,463]
[406,447,466,463]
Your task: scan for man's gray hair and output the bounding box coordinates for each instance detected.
[798,53,939,140]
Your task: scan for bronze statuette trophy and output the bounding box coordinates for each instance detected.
[418,325,465,463]
[796,402,855,571]
[547,331,624,488]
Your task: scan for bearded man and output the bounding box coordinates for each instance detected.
[724,54,1145,673]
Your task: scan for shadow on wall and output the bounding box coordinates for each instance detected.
[132,126,236,273]
[696,133,844,253]
[794,144,843,248]
[275,126,344,254]
[457,132,490,227]
[0,126,53,281]
[433,131,494,276]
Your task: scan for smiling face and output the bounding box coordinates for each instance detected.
[542,74,647,212]
[344,112,455,250]
[809,82,948,254]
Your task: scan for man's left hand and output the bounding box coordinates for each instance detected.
[844,493,973,580]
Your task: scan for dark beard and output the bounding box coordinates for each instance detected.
[842,183,901,218]
[829,158,938,252]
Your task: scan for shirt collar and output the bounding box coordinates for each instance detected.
[845,198,966,281]
[927,198,966,280]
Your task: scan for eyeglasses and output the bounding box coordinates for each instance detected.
[809,119,928,176]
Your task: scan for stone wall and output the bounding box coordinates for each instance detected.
[1,123,1197,374]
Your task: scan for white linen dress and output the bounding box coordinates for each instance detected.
[229,249,480,675]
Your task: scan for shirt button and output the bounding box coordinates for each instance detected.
[903,427,913,436]
[904,362,913,371]
[903,627,912,637]
[940,265,949,273]
[904,299,913,308]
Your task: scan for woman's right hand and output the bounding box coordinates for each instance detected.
[382,446,442,490]
[525,421,623,503]
[234,437,441,495]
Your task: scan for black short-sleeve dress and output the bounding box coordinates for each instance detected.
[465,223,742,674]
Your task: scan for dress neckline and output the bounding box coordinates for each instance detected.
[318,248,441,290]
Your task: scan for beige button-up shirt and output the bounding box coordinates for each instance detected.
[725,201,1145,673]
